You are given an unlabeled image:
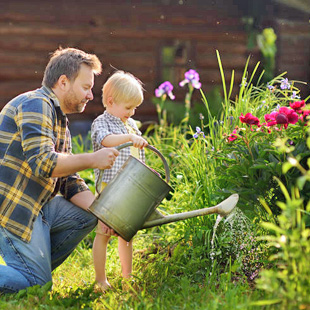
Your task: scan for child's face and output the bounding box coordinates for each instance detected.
[107,100,140,123]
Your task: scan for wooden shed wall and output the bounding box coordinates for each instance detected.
[0,0,249,126]
[272,4,310,96]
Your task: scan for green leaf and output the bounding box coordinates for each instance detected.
[274,177,291,201]
[250,299,282,306]
[259,196,273,216]
[297,176,307,190]
[216,50,227,104]
[261,222,285,234]
[307,157,310,169]
[282,162,293,174]
[249,164,267,170]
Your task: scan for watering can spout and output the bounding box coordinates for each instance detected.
[142,194,239,229]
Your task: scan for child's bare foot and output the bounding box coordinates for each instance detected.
[94,280,111,292]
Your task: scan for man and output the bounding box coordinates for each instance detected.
[0,47,119,293]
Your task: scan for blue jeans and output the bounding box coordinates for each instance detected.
[0,196,97,293]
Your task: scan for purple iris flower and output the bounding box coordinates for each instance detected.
[179,69,201,89]
[267,83,274,91]
[155,81,175,100]
[280,78,291,90]
[291,91,300,99]
[193,126,205,138]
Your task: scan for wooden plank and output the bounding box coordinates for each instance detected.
[81,39,158,54]
[276,65,310,79]
[0,23,90,37]
[106,27,247,42]
[278,54,309,65]
[196,54,248,70]
[0,66,44,81]
[0,34,157,55]
[103,53,156,69]
[275,19,310,34]
[277,38,310,49]
[0,51,48,66]
[196,42,248,54]
[0,35,73,52]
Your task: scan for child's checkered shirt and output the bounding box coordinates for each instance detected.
[91,111,145,185]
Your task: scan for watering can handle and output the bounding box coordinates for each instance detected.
[96,142,170,194]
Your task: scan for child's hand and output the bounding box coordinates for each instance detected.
[99,221,118,237]
[130,135,148,149]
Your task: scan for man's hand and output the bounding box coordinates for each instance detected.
[91,147,119,170]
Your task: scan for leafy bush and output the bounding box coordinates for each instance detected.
[253,127,310,309]
[150,53,310,307]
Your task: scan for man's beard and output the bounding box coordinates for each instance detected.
[63,90,87,114]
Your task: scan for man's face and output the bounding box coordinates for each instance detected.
[62,64,94,114]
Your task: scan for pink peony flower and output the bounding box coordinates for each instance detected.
[228,129,238,142]
[278,107,299,125]
[300,110,310,124]
[290,100,305,114]
[264,111,278,127]
[239,113,260,126]
[264,107,298,129]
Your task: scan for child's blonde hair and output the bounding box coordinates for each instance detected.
[102,70,144,107]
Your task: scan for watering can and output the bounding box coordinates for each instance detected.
[88,142,239,242]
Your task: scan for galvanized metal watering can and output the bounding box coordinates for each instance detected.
[88,142,239,242]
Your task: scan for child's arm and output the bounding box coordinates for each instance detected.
[102,134,148,149]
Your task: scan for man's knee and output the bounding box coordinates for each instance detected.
[86,211,98,228]
[0,264,52,294]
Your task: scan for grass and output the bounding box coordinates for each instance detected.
[0,233,270,310]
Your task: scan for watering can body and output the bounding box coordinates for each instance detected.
[88,143,172,242]
[88,143,239,242]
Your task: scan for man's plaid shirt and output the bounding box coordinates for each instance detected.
[91,111,145,186]
[0,86,89,243]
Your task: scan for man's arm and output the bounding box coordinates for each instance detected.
[51,147,119,178]
[70,189,95,211]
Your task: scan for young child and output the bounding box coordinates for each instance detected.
[91,70,148,290]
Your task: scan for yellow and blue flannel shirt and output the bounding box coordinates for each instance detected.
[0,86,89,243]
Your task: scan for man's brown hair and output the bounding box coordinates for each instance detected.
[42,47,102,88]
